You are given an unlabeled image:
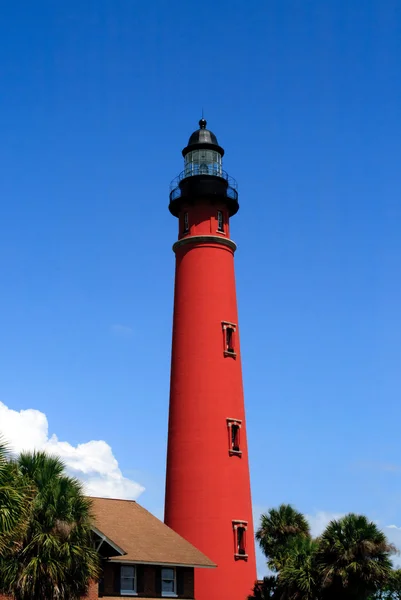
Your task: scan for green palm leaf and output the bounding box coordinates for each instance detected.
[0,436,31,555]
[0,450,99,600]
[256,504,311,571]
[317,514,396,600]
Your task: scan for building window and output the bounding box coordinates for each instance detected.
[161,567,176,597]
[227,418,242,455]
[217,210,224,232]
[183,212,189,234]
[233,520,248,560]
[222,321,237,357]
[121,565,136,595]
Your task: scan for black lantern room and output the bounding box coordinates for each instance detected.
[169,119,239,217]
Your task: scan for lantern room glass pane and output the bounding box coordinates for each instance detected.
[184,148,223,177]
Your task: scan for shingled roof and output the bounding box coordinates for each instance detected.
[90,497,216,569]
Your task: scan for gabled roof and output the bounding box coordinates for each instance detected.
[89,497,216,569]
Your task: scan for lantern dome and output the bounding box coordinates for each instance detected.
[183,119,224,157]
[187,119,219,147]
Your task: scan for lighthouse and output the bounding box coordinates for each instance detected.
[164,119,257,600]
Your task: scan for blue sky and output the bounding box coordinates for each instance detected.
[1,0,401,576]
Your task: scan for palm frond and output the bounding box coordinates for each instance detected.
[0,451,99,599]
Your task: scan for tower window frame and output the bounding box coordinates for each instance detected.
[222,321,237,357]
[226,418,242,456]
[183,212,189,234]
[233,520,248,561]
[217,210,225,233]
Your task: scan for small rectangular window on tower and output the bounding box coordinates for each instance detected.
[183,212,189,234]
[222,321,237,357]
[217,210,224,233]
[227,418,242,455]
[233,520,248,560]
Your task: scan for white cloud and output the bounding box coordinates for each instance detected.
[384,526,401,567]
[306,510,344,537]
[0,401,144,500]
[110,324,133,337]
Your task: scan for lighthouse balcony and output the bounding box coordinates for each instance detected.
[169,168,239,217]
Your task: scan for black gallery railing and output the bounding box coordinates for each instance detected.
[169,168,238,202]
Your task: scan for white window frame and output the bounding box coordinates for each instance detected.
[233,520,249,561]
[227,418,242,455]
[161,567,177,597]
[120,564,137,596]
[222,321,237,357]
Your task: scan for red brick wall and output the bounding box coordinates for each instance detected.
[0,567,194,599]
[101,563,194,598]
[181,567,194,598]
[102,562,120,595]
[84,580,99,600]
[142,565,157,597]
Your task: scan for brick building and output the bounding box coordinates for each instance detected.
[91,497,215,599]
[0,497,215,600]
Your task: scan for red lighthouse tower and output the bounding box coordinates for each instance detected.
[164,120,257,600]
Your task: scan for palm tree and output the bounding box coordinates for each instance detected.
[0,437,30,556]
[279,537,320,600]
[0,451,99,600]
[256,504,311,572]
[388,570,401,600]
[317,514,395,600]
[248,576,279,599]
